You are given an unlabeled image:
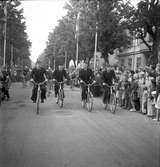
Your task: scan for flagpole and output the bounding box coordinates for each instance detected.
[3,2,7,67]
[75,12,80,67]
[94,0,99,73]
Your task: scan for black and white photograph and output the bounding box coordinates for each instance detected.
[0,0,160,166]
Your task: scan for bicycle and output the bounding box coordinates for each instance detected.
[80,81,96,112]
[31,80,46,114]
[54,80,65,108]
[47,79,53,97]
[102,82,118,114]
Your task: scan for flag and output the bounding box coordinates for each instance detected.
[3,2,7,19]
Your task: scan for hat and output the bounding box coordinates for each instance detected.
[151,91,156,95]
[36,60,41,64]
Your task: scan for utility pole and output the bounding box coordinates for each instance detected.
[65,51,67,70]
[3,1,7,67]
[10,44,13,67]
[75,11,80,67]
[94,0,99,73]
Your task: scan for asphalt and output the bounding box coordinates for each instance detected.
[0,83,159,167]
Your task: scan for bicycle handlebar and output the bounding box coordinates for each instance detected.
[102,82,118,88]
[31,80,47,86]
[102,83,114,88]
[54,80,66,84]
[80,81,96,86]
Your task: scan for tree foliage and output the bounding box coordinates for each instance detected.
[0,0,31,68]
[43,0,133,68]
[126,0,160,65]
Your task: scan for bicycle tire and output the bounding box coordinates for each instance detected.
[109,93,117,114]
[58,89,64,108]
[36,89,40,114]
[86,93,93,112]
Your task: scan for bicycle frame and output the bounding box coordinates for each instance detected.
[81,81,95,112]
[55,80,65,108]
[103,83,117,113]
[32,80,46,114]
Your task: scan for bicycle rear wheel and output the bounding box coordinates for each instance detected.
[109,93,117,114]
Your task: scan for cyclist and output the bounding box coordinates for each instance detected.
[101,64,117,108]
[30,60,47,103]
[22,66,29,87]
[79,63,94,107]
[69,68,76,89]
[1,66,11,100]
[52,65,68,103]
[46,67,53,95]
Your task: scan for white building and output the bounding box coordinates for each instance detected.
[117,34,152,71]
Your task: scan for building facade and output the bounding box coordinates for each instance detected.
[117,35,152,71]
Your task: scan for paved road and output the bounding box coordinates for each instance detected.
[0,83,160,167]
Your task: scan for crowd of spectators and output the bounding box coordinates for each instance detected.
[0,63,160,122]
[106,64,160,122]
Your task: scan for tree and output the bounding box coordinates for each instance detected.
[43,0,133,67]
[126,0,160,65]
[0,0,31,68]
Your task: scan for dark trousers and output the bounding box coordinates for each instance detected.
[54,83,64,97]
[102,86,110,104]
[31,84,46,101]
[81,84,88,100]
[2,87,10,99]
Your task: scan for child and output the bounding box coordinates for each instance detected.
[142,87,148,114]
[154,76,160,121]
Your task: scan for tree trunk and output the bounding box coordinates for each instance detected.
[150,40,159,66]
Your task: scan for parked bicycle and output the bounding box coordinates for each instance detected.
[102,82,118,114]
[80,81,96,112]
[31,80,47,114]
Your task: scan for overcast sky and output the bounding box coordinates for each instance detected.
[20,0,139,63]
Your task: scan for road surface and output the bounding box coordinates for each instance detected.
[0,83,159,167]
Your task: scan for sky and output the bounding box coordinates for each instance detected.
[20,0,139,63]
[20,0,67,63]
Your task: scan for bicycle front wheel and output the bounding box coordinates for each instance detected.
[109,93,117,114]
[86,93,93,112]
[36,90,40,114]
[58,90,64,108]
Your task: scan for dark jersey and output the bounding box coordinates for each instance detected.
[53,69,68,82]
[79,68,94,84]
[102,70,116,86]
[46,70,53,80]
[31,67,46,83]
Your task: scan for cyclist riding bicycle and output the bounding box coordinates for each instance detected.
[22,66,29,87]
[101,65,117,108]
[46,67,53,95]
[79,63,94,106]
[30,60,47,103]
[1,66,11,100]
[52,65,68,103]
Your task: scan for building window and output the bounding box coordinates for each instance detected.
[136,57,141,68]
[120,59,125,66]
[128,58,132,69]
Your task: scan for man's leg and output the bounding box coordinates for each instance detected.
[81,84,87,107]
[81,85,87,101]
[31,85,38,103]
[54,84,59,97]
[41,84,46,103]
